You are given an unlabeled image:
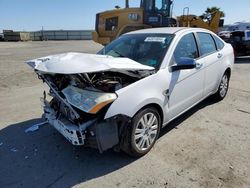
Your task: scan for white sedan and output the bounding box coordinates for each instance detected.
[27,27,234,157]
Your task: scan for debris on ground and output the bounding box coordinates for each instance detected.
[218,182,223,188]
[0,142,3,146]
[237,109,250,115]
[10,148,18,152]
[189,177,197,182]
[25,121,48,133]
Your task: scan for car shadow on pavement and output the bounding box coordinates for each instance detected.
[0,119,135,188]
[0,98,218,188]
[159,97,217,137]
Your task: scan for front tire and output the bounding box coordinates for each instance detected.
[121,107,161,157]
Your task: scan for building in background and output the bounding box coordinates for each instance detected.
[30,30,93,41]
[3,30,30,41]
[2,30,93,41]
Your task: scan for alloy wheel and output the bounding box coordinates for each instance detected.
[133,112,159,151]
[219,74,229,98]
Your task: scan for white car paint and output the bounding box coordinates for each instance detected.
[26,52,154,74]
[27,27,234,128]
[104,28,234,126]
[26,27,234,153]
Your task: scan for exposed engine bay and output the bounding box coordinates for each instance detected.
[26,52,155,152]
[41,71,142,123]
[47,71,139,93]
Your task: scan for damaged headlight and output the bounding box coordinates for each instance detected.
[62,86,117,114]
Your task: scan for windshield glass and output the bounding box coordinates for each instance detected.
[98,33,174,68]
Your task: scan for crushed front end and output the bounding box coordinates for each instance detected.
[39,72,132,152]
[26,53,154,152]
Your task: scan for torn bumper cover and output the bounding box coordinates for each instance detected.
[42,99,122,152]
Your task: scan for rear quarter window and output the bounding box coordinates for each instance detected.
[212,35,225,50]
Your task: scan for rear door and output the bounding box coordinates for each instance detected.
[196,32,223,95]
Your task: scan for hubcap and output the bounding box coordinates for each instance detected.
[219,75,228,97]
[134,112,158,151]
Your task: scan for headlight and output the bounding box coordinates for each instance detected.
[62,86,117,114]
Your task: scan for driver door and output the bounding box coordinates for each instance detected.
[167,33,205,121]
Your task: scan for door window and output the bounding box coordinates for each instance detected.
[173,33,199,64]
[197,32,217,56]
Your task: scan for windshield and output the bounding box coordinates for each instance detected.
[98,33,174,68]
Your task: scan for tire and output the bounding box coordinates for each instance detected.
[213,72,230,101]
[121,107,161,157]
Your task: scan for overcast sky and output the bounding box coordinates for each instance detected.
[0,0,249,32]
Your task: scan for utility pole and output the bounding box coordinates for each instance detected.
[41,26,44,41]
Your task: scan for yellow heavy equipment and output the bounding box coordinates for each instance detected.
[178,7,223,33]
[92,0,224,45]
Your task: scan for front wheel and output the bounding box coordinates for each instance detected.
[213,72,230,101]
[121,107,161,157]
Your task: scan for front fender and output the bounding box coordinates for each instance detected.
[104,69,170,122]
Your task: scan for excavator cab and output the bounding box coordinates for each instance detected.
[141,0,176,27]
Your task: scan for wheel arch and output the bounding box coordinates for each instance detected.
[225,67,231,78]
[215,67,232,93]
[135,103,164,127]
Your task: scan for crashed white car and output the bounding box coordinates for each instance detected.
[27,27,234,157]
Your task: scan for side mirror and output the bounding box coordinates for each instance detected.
[171,57,196,71]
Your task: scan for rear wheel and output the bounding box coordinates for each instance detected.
[213,72,230,101]
[121,107,161,157]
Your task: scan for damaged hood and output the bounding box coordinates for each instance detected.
[26,52,154,74]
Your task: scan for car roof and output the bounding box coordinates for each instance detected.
[126,27,211,35]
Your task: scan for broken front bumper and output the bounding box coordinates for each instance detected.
[43,100,120,152]
[48,115,88,146]
[43,103,90,145]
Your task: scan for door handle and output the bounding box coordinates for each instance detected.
[163,89,169,97]
[163,89,170,101]
[196,62,203,69]
[217,53,223,59]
